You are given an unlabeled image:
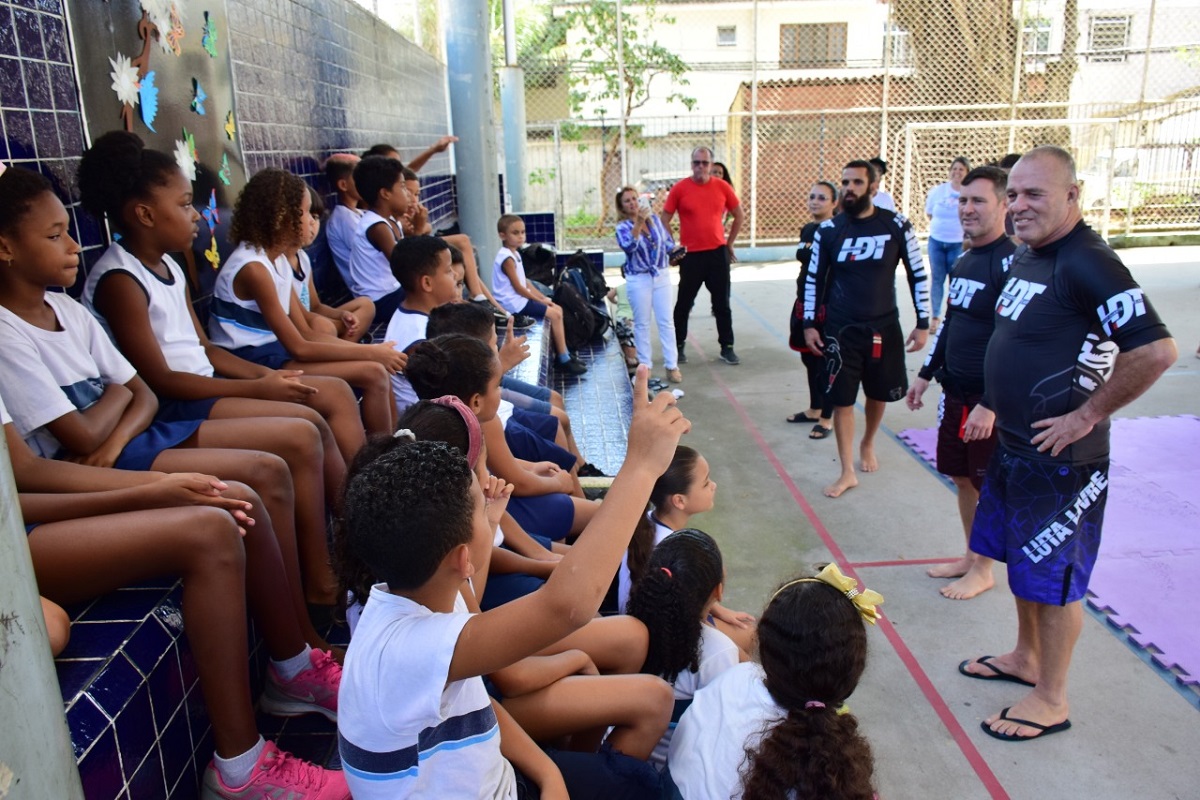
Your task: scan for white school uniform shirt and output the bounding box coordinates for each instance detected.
[383,305,428,415]
[650,624,740,771]
[490,246,527,314]
[616,513,674,614]
[349,210,402,301]
[83,243,215,378]
[325,203,362,287]
[209,242,291,351]
[289,249,314,311]
[667,662,785,799]
[0,293,137,459]
[874,189,897,212]
[339,585,516,800]
[0,391,12,426]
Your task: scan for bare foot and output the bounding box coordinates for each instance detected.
[940,566,995,600]
[927,557,973,579]
[824,473,859,498]
[860,445,879,473]
[984,693,1068,739]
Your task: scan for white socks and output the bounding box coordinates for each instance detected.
[215,736,265,788]
[271,644,313,682]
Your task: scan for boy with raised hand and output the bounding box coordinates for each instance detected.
[338,367,687,798]
[385,235,460,415]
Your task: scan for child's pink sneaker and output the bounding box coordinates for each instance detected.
[260,648,341,722]
[201,741,349,799]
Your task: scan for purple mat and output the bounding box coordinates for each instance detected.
[898,416,1200,689]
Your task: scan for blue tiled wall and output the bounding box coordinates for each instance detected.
[0,0,105,278]
[227,0,456,228]
[517,211,556,248]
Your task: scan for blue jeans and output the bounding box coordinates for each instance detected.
[927,238,962,318]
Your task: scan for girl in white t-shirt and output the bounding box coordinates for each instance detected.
[667,564,882,800]
[215,168,406,434]
[625,529,742,770]
[622,446,756,654]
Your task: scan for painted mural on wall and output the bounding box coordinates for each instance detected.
[66,0,246,269]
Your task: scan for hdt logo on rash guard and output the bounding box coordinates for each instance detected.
[1096,288,1145,336]
[996,277,1047,321]
[946,277,985,309]
[837,235,891,262]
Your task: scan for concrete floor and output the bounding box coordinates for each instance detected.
[619,245,1200,800]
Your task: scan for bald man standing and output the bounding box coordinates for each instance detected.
[958,146,1176,741]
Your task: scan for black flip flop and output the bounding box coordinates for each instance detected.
[809,424,832,440]
[981,707,1071,741]
[958,656,1036,687]
[786,412,820,424]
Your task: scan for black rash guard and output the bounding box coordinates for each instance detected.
[804,208,931,330]
[795,220,819,296]
[919,234,1016,394]
[982,221,1171,464]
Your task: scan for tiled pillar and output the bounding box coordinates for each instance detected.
[0,439,84,797]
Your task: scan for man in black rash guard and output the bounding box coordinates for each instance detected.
[907,165,1014,601]
[958,146,1176,742]
[803,159,931,498]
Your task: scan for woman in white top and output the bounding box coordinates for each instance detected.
[924,156,970,327]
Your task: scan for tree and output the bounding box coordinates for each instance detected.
[560,0,697,224]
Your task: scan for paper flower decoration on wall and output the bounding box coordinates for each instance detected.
[205,235,221,270]
[224,111,236,141]
[140,0,172,53]
[174,137,196,181]
[165,3,185,56]
[202,189,220,232]
[192,79,206,115]
[138,71,159,132]
[219,153,232,186]
[202,12,218,58]
[109,53,139,108]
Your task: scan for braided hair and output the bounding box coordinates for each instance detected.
[626,529,724,683]
[77,130,179,233]
[739,575,875,799]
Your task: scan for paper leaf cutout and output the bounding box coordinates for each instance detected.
[218,153,232,186]
[202,189,220,231]
[224,111,236,141]
[108,53,139,108]
[205,235,221,269]
[174,138,195,181]
[191,79,207,115]
[202,12,218,58]
[182,127,197,161]
[138,71,159,132]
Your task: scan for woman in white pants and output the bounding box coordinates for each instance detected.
[616,186,682,383]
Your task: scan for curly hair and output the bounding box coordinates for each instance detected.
[340,438,475,593]
[405,333,497,403]
[626,529,724,683]
[0,167,53,236]
[740,575,875,800]
[627,445,701,590]
[76,130,179,232]
[229,168,307,250]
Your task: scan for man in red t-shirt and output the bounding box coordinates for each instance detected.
[661,147,745,365]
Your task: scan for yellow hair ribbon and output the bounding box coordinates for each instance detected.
[770,563,884,625]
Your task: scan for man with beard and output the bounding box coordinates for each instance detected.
[803,160,931,498]
[906,165,1014,600]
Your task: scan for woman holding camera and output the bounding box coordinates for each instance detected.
[616,186,682,383]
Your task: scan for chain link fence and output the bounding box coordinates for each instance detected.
[504,0,1200,250]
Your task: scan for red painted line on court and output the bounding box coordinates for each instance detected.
[848,557,961,568]
[693,341,1010,800]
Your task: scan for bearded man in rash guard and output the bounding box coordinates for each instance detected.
[803,159,931,498]
[958,146,1176,742]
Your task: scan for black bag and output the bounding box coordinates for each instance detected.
[519,243,558,286]
[562,249,609,304]
[553,279,601,351]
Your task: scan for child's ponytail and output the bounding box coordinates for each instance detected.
[406,334,496,403]
[740,574,876,799]
[626,529,723,683]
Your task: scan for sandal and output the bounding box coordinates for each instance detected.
[809,424,832,440]
[786,411,820,424]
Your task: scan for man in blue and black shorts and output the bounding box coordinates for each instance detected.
[957,146,1176,742]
